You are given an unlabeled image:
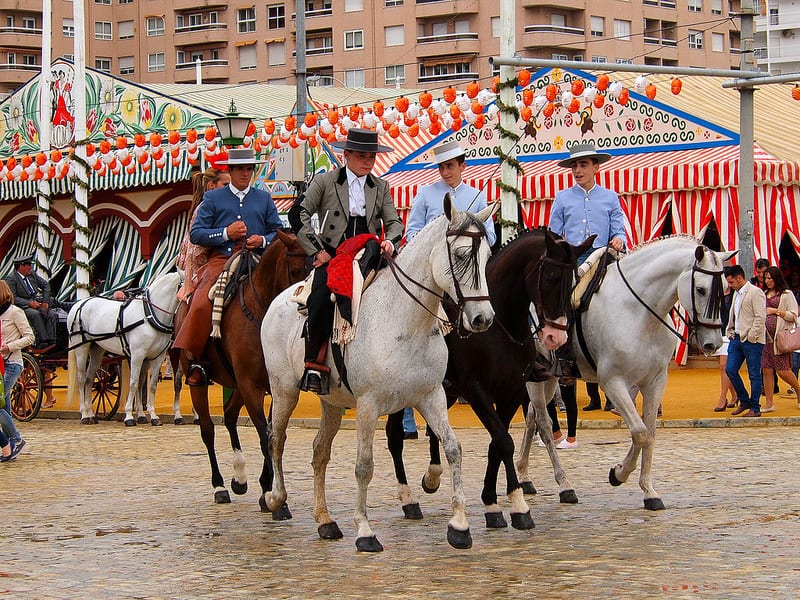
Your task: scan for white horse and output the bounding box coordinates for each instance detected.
[262,197,496,552]
[68,271,183,426]
[517,236,735,510]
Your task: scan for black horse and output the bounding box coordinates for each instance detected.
[386,227,593,529]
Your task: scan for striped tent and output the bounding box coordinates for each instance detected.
[139,211,190,286]
[56,217,119,301]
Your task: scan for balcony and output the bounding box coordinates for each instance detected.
[174,23,229,46]
[416,32,480,57]
[172,0,228,12]
[521,0,584,9]
[292,8,333,19]
[417,70,479,84]
[0,27,42,49]
[521,24,585,49]
[415,0,479,18]
[174,59,230,82]
[0,62,40,88]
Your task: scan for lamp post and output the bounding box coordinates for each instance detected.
[214,99,252,148]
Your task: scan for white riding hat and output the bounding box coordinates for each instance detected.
[430,140,466,165]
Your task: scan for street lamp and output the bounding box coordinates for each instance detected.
[214,99,252,147]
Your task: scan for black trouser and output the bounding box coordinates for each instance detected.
[304,263,335,363]
[548,381,578,438]
[24,307,55,345]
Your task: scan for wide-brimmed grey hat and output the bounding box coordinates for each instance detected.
[430,140,466,165]
[217,148,267,166]
[12,254,34,266]
[331,128,393,153]
[557,142,612,168]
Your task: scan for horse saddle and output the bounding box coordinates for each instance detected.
[209,250,260,338]
[571,247,618,314]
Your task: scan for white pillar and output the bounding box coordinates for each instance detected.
[498,0,518,243]
[72,0,90,299]
[37,0,53,276]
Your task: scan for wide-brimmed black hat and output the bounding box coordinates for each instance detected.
[557,142,612,168]
[12,254,34,266]
[331,128,393,153]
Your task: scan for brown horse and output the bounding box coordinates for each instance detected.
[174,228,307,510]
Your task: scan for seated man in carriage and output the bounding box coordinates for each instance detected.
[5,255,58,351]
[172,148,283,386]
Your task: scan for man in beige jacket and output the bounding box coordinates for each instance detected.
[725,264,767,416]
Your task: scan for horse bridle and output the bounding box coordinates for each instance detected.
[383,225,490,336]
[616,257,725,344]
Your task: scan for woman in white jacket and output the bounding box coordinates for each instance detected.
[0,280,35,449]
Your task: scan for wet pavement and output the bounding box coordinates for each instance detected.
[5,420,800,599]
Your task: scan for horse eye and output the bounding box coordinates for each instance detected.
[696,287,707,297]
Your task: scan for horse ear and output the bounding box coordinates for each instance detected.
[473,201,498,225]
[695,245,705,262]
[719,249,738,264]
[443,192,454,221]
[575,234,596,260]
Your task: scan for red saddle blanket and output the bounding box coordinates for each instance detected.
[327,233,379,298]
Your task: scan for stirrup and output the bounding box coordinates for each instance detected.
[556,358,581,380]
[186,363,209,387]
[299,367,330,395]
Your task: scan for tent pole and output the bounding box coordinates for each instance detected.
[498,0,518,243]
[739,0,756,272]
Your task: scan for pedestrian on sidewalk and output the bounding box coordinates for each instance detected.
[714,268,737,412]
[760,266,800,412]
[725,265,766,417]
[0,280,34,451]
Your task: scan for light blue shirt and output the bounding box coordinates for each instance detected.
[405,180,496,246]
[548,184,626,249]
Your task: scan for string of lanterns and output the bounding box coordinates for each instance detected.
[0,70,688,183]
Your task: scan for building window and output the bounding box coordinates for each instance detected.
[239,44,257,70]
[7,53,16,65]
[688,0,702,11]
[118,20,134,40]
[711,0,722,14]
[551,14,565,28]
[268,4,285,29]
[119,55,134,75]
[344,69,365,87]
[491,16,500,38]
[22,17,36,30]
[712,32,724,52]
[385,25,404,46]
[345,30,364,50]
[552,53,569,60]
[688,29,703,49]
[431,22,447,36]
[96,0,111,4]
[769,8,779,26]
[385,0,403,6]
[385,64,405,86]
[614,19,631,41]
[95,57,111,72]
[268,41,285,65]
[95,21,112,40]
[147,17,165,36]
[238,8,256,33]
[345,0,363,11]
[119,0,133,4]
[590,16,604,37]
[22,55,37,66]
[176,50,186,65]
[6,16,13,28]
[63,18,75,38]
[148,52,165,72]
[615,58,633,64]
[591,55,607,63]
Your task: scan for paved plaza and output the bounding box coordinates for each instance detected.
[5,420,800,599]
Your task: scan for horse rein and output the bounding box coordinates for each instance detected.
[615,256,725,344]
[382,226,490,336]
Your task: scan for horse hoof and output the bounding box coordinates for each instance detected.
[644,498,665,511]
[446,525,472,550]
[230,479,247,496]
[402,503,423,520]
[355,535,383,552]
[421,474,440,495]
[150,418,162,426]
[484,511,508,529]
[80,417,92,425]
[510,511,535,530]
[214,490,231,504]
[193,418,200,425]
[521,481,537,495]
[272,503,293,521]
[137,416,148,424]
[318,522,343,540]
[124,419,136,427]
[559,489,579,504]
[174,418,185,425]
[609,467,623,487]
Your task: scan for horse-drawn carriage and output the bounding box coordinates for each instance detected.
[9,318,123,422]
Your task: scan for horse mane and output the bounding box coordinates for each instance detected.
[626,233,702,254]
[490,226,549,260]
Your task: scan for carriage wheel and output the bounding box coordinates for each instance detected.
[92,360,122,420]
[10,351,44,422]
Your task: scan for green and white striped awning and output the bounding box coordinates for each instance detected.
[0,157,194,202]
[0,224,65,282]
[139,211,189,287]
[56,217,119,301]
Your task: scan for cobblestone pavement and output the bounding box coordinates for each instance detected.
[5,420,800,599]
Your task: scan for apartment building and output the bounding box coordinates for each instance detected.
[753,0,800,74]
[1,0,743,99]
